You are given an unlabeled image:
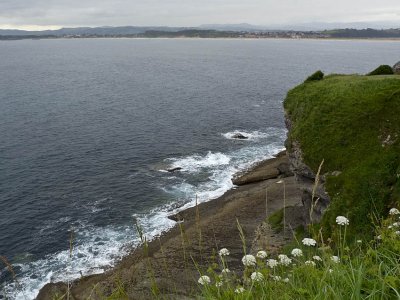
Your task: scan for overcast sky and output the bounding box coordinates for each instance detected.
[1,0,400,30]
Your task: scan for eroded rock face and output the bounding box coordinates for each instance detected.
[231,151,292,185]
[393,61,400,74]
[285,116,331,224]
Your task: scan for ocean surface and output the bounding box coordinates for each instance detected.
[0,38,399,299]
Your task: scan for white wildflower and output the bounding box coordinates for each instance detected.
[242,254,256,267]
[396,231,400,235]
[313,255,322,261]
[251,272,264,282]
[272,275,282,282]
[221,268,230,275]
[328,268,333,273]
[256,250,268,259]
[389,208,400,215]
[331,256,340,263]
[376,235,382,240]
[389,225,393,229]
[235,287,245,294]
[267,259,278,268]
[392,222,400,227]
[291,248,303,257]
[302,238,317,247]
[283,278,290,283]
[219,248,230,256]
[356,240,362,244]
[278,254,292,266]
[336,216,349,226]
[198,275,211,285]
[305,260,316,267]
[215,281,223,287]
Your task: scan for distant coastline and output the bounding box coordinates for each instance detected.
[2,27,400,41]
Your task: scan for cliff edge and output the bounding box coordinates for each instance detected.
[284,73,400,235]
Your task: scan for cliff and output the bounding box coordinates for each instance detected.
[284,73,400,235]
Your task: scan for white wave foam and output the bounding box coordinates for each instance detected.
[164,127,287,208]
[4,226,135,300]
[167,151,230,173]
[222,127,286,141]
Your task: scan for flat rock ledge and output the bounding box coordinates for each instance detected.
[232,150,293,185]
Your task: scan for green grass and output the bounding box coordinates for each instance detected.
[198,213,400,299]
[283,74,400,237]
[268,209,284,231]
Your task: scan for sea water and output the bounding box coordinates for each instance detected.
[0,38,399,299]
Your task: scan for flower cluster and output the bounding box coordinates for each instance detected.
[221,268,230,275]
[278,254,292,266]
[256,250,268,259]
[235,287,245,294]
[336,216,349,226]
[389,208,400,215]
[331,256,340,263]
[242,254,256,267]
[198,275,211,285]
[251,272,264,282]
[266,259,278,268]
[302,238,317,246]
[291,248,303,257]
[313,255,322,261]
[219,248,230,257]
[272,275,282,282]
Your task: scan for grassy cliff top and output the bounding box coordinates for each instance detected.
[284,74,400,234]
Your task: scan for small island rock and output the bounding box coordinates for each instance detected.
[232,133,248,139]
[167,167,182,172]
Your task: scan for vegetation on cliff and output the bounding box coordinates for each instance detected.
[198,212,400,299]
[284,73,400,236]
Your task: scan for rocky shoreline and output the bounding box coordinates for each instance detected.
[37,151,306,299]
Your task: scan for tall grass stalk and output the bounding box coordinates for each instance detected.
[310,159,324,225]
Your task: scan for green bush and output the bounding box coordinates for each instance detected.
[305,70,324,82]
[367,65,394,76]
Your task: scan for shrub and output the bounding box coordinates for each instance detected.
[305,70,324,82]
[367,65,394,76]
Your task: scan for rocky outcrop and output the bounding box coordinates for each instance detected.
[284,115,331,224]
[393,61,400,74]
[232,151,293,185]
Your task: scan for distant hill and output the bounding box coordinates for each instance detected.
[324,28,400,38]
[0,26,189,36]
[199,23,272,32]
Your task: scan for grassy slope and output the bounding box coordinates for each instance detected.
[284,74,400,235]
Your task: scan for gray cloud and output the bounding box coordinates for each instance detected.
[0,0,399,29]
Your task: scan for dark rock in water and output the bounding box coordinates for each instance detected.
[393,61,400,74]
[232,133,248,139]
[167,167,182,172]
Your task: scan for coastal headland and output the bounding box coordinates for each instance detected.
[37,68,400,299]
[37,151,305,299]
